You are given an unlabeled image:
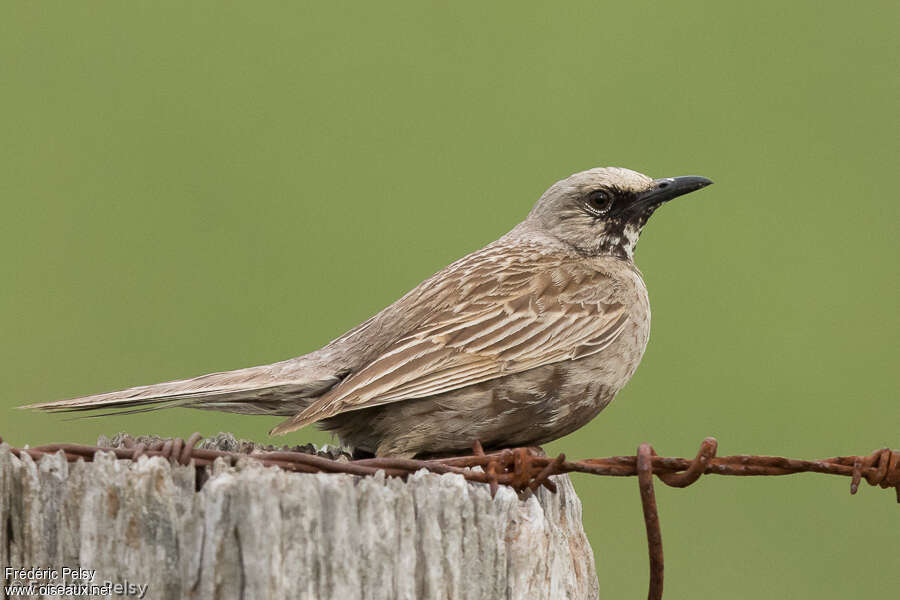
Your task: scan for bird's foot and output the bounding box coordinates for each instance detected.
[471,440,546,458]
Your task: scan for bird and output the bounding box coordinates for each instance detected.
[24,167,713,457]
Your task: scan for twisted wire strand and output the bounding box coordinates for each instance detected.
[1,433,896,600]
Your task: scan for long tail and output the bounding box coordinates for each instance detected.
[21,361,344,418]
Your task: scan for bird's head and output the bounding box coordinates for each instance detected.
[526,167,713,260]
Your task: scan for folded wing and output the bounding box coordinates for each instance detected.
[271,260,629,435]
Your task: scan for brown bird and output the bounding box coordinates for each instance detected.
[24,167,712,457]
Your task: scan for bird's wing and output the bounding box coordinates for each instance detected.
[270,256,629,435]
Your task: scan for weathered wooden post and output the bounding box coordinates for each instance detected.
[0,434,599,600]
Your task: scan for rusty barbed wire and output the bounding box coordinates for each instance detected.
[1,433,896,600]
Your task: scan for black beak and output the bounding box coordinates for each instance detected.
[634,175,713,209]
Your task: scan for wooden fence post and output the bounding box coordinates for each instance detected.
[0,435,599,600]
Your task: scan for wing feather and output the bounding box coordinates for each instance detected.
[270,253,631,435]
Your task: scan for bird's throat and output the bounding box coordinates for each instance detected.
[596,223,641,261]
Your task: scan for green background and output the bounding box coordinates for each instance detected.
[2,2,897,597]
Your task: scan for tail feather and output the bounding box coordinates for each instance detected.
[21,362,344,418]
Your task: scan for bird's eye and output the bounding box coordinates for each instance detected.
[585,190,613,215]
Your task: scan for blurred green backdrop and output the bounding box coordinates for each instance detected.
[2,2,897,598]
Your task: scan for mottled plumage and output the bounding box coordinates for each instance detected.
[24,167,712,457]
